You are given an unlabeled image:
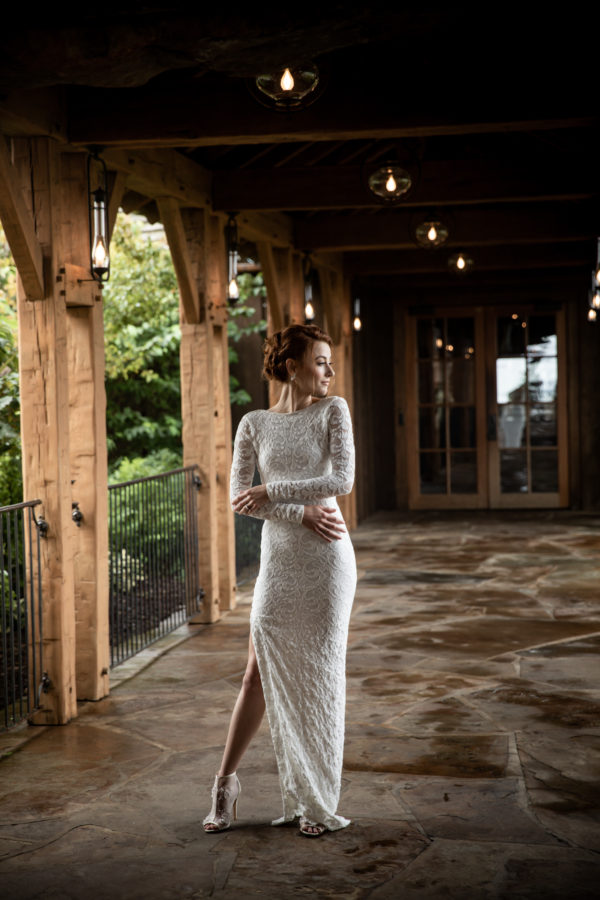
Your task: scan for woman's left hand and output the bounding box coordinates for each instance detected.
[232,484,269,515]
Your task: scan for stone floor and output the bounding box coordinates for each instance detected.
[1,510,599,899]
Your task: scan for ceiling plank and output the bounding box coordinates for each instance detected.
[345,242,595,276]
[295,204,599,251]
[213,160,597,211]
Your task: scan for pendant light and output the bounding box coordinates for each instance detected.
[588,236,600,322]
[225,214,239,302]
[448,252,474,273]
[367,164,412,202]
[253,64,320,110]
[87,152,110,283]
[303,254,316,321]
[415,218,449,248]
[352,298,362,332]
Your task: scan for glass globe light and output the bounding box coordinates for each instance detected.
[415,219,449,248]
[255,65,320,109]
[368,165,412,202]
[448,252,474,273]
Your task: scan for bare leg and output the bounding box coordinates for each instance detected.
[217,632,265,777]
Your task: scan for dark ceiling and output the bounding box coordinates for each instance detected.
[1,4,598,291]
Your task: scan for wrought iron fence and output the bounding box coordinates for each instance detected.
[108,466,202,667]
[0,500,44,730]
[234,515,262,584]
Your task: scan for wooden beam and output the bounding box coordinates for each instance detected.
[296,204,600,251]
[0,135,45,299]
[0,88,68,142]
[213,159,597,212]
[68,82,597,148]
[156,196,200,323]
[101,148,211,208]
[107,169,127,239]
[256,242,285,333]
[345,242,595,276]
[238,211,293,248]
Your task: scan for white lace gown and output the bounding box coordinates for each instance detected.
[230,395,357,830]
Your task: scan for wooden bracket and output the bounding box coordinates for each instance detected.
[256,241,286,333]
[157,196,200,324]
[0,135,45,300]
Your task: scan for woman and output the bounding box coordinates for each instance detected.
[203,323,357,837]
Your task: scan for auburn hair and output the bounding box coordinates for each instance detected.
[262,324,333,383]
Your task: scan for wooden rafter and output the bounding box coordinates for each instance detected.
[0,135,45,299]
[156,196,200,323]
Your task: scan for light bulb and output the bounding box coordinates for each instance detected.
[588,308,597,322]
[456,255,466,270]
[427,225,438,243]
[92,236,108,269]
[228,277,239,300]
[468,346,475,354]
[435,338,443,349]
[305,300,315,320]
[446,344,454,352]
[512,313,519,320]
[385,171,397,193]
[280,68,294,91]
[592,291,600,309]
[521,321,527,329]
[595,266,600,286]
[353,316,362,332]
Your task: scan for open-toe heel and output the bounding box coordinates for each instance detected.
[203,773,241,833]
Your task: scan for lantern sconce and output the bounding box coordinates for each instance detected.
[353,297,362,332]
[303,254,315,322]
[367,163,412,203]
[415,218,449,248]
[225,214,239,303]
[448,251,474,274]
[252,64,321,110]
[87,152,110,283]
[587,236,600,323]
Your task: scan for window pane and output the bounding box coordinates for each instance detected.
[447,317,475,358]
[528,316,556,357]
[501,450,528,493]
[531,451,558,492]
[418,361,444,403]
[451,452,477,493]
[419,408,446,449]
[530,405,557,446]
[447,359,474,403]
[498,316,526,357]
[420,453,446,494]
[528,356,557,403]
[450,407,475,448]
[498,404,527,448]
[497,358,527,404]
[417,318,444,359]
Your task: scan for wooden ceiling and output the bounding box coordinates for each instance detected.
[1,5,598,289]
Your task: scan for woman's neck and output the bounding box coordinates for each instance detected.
[270,383,315,413]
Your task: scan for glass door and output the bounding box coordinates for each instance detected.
[488,309,567,507]
[406,311,487,508]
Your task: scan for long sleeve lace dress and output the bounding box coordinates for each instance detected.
[230,395,357,830]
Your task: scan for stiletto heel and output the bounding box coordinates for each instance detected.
[203,773,241,833]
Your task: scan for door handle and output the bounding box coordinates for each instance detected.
[487,414,497,441]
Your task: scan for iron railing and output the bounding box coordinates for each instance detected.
[234,515,262,583]
[108,466,202,667]
[0,500,44,730]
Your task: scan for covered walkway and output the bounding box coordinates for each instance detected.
[0,512,599,898]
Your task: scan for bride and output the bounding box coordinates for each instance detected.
[203,323,357,837]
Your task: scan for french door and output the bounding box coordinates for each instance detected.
[405,306,568,509]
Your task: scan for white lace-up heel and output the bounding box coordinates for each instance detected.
[203,773,241,832]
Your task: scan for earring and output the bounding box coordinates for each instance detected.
[290,374,296,382]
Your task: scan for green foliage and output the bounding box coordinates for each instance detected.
[228,271,267,406]
[0,227,21,506]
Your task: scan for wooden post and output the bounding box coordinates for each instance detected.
[15,138,78,723]
[162,205,237,621]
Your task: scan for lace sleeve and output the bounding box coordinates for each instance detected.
[266,397,355,503]
[230,416,305,525]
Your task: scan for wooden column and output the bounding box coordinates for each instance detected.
[14,138,78,723]
[159,201,236,620]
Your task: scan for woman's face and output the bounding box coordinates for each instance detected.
[290,340,334,397]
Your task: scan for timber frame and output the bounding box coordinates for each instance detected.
[0,7,598,724]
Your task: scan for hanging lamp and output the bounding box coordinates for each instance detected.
[415,218,449,248]
[367,163,412,202]
[448,252,473,273]
[87,152,110,283]
[303,254,316,321]
[253,64,320,110]
[225,214,239,302]
[352,297,362,332]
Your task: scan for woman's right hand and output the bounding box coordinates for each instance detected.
[301,505,347,542]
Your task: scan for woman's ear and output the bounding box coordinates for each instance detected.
[285,358,296,380]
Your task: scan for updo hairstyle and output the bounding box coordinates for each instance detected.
[262,324,333,383]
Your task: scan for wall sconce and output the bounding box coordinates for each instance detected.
[448,252,473,273]
[303,254,315,321]
[367,164,412,202]
[253,64,321,110]
[353,298,362,332]
[415,218,449,248]
[87,153,110,283]
[225,214,239,302]
[588,236,600,323]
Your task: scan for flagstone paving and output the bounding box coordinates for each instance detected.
[0,510,599,898]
